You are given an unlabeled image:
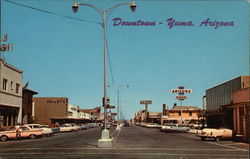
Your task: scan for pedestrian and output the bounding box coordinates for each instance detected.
[15,124,21,139]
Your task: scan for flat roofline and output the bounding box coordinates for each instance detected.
[33,97,68,99]
[206,76,249,91]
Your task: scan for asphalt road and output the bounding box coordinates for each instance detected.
[0,126,249,159]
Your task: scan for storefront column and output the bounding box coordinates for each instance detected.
[236,107,240,134]
[243,105,247,142]
[17,107,22,124]
[233,108,237,133]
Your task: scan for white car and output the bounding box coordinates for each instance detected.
[197,128,233,141]
[24,124,53,137]
[0,125,44,141]
[160,125,172,132]
[59,124,79,132]
[146,123,161,128]
[160,124,189,133]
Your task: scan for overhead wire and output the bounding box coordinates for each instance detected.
[4,0,117,92]
[3,0,121,96]
[3,0,102,25]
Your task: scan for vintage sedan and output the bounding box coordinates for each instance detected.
[59,124,79,132]
[145,123,161,128]
[197,128,232,141]
[161,125,190,133]
[0,125,43,141]
[24,124,54,137]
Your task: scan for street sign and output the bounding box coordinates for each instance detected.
[140,100,152,104]
[106,105,115,109]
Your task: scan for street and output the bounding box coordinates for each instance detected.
[0,126,249,159]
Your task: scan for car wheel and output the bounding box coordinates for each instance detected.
[71,129,74,132]
[29,134,36,139]
[215,137,221,141]
[201,137,205,141]
[0,135,8,141]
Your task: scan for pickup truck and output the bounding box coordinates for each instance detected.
[197,128,232,141]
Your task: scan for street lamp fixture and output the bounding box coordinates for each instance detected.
[72,1,79,13]
[130,1,136,12]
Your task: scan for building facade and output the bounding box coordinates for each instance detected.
[205,76,249,142]
[163,106,202,125]
[222,87,250,143]
[67,104,80,118]
[206,76,249,111]
[22,87,38,124]
[33,97,68,125]
[0,59,23,126]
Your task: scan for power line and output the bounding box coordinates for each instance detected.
[3,0,102,25]
[106,35,116,89]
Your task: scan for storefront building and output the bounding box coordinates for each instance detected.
[33,97,68,125]
[0,59,23,127]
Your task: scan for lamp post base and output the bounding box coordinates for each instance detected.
[98,129,113,148]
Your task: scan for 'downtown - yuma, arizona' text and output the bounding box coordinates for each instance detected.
[112,17,234,29]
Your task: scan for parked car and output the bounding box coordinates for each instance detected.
[89,123,98,128]
[24,124,53,137]
[79,124,88,130]
[0,125,43,141]
[51,127,60,133]
[59,124,79,132]
[161,124,190,133]
[197,128,232,141]
[69,124,81,130]
[146,123,161,128]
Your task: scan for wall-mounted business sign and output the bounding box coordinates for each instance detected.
[140,100,152,104]
[0,44,13,52]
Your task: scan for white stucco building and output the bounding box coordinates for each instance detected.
[0,59,23,126]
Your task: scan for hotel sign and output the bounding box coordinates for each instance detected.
[171,89,192,94]
[0,34,13,52]
[0,44,13,52]
[176,96,187,100]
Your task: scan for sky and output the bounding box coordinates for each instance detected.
[1,0,249,120]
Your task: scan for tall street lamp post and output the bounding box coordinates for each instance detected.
[72,1,136,148]
[117,84,129,122]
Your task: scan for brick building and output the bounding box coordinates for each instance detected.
[22,86,38,124]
